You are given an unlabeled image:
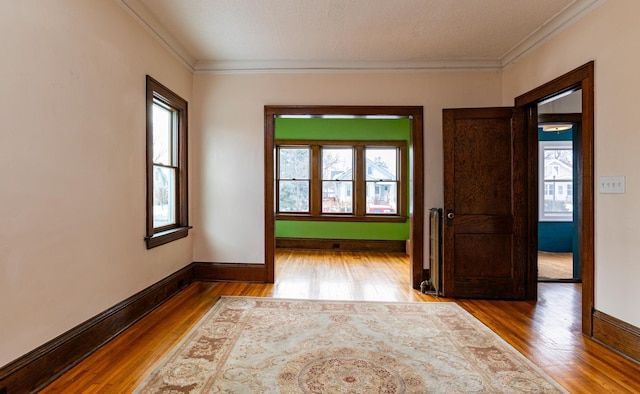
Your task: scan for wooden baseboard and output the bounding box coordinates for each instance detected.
[193,262,267,282]
[0,260,269,393]
[0,265,194,394]
[276,237,406,253]
[593,310,640,363]
[9,263,639,393]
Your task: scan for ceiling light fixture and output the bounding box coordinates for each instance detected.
[541,123,572,133]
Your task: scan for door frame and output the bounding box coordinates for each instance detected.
[264,105,424,288]
[515,61,595,336]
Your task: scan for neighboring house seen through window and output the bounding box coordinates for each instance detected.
[145,76,190,248]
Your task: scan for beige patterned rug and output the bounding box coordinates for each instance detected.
[135,297,567,393]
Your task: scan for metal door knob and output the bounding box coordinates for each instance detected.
[447,212,455,219]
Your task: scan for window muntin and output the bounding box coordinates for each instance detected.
[276,140,406,222]
[539,140,573,221]
[146,76,189,248]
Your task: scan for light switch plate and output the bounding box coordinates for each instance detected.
[599,176,625,193]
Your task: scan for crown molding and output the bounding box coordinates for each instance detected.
[115,0,196,72]
[116,0,606,75]
[501,0,607,67]
[193,59,502,74]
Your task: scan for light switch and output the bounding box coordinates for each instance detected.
[599,176,625,193]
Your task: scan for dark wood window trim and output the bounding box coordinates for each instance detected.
[145,76,190,249]
[275,139,408,222]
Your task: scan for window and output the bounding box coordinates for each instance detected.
[278,147,310,212]
[539,140,573,221]
[276,140,406,222]
[322,148,353,213]
[145,76,190,248]
[544,183,554,196]
[365,148,398,214]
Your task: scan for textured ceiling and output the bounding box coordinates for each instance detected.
[118,0,606,72]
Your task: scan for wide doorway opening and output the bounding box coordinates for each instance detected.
[264,106,424,288]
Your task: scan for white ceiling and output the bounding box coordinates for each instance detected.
[117,0,606,73]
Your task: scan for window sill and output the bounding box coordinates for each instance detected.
[275,214,408,223]
[146,226,191,249]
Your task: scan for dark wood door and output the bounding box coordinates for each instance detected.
[442,107,528,299]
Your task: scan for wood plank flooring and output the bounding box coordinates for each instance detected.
[539,251,574,279]
[41,250,640,393]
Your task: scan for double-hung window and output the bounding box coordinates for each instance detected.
[365,147,399,214]
[278,147,311,213]
[276,140,406,222]
[145,76,189,248]
[539,140,573,221]
[322,147,354,213]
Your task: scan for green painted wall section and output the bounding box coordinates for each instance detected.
[275,117,410,141]
[275,117,410,241]
[276,220,410,240]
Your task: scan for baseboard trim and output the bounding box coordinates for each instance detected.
[11,263,640,393]
[593,310,640,363]
[0,264,194,393]
[193,262,267,282]
[276,237,406,253]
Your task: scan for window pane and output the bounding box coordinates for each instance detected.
[541,143,573,219]
[279,148,309,179]
[322,181,353,213]
[322,148,353,180]
[543,181,573,214]
[279,180,309,212]
[153,165,175,228]
[366,182,397,214]
[366,148,397,181]
[152,103,173,166]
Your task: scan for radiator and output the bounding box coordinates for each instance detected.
[421,208,442,295]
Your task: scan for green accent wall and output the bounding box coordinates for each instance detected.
[276,117,410,141]
[276,220,410,240]
[275,117,410,241]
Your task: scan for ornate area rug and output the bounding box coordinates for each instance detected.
[135,297,567,393]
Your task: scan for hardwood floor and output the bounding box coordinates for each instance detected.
[539,251,574,279]
[41,250,640,393]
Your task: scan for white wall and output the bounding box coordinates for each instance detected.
[7,0,635,371]
[0,1,193,366]
[503,0,640,327]
[192,71,502,263]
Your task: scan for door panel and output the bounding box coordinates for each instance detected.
[442,107,528,299]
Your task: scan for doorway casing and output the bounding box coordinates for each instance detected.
[515,61,595,335]
[264,106,425,288]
